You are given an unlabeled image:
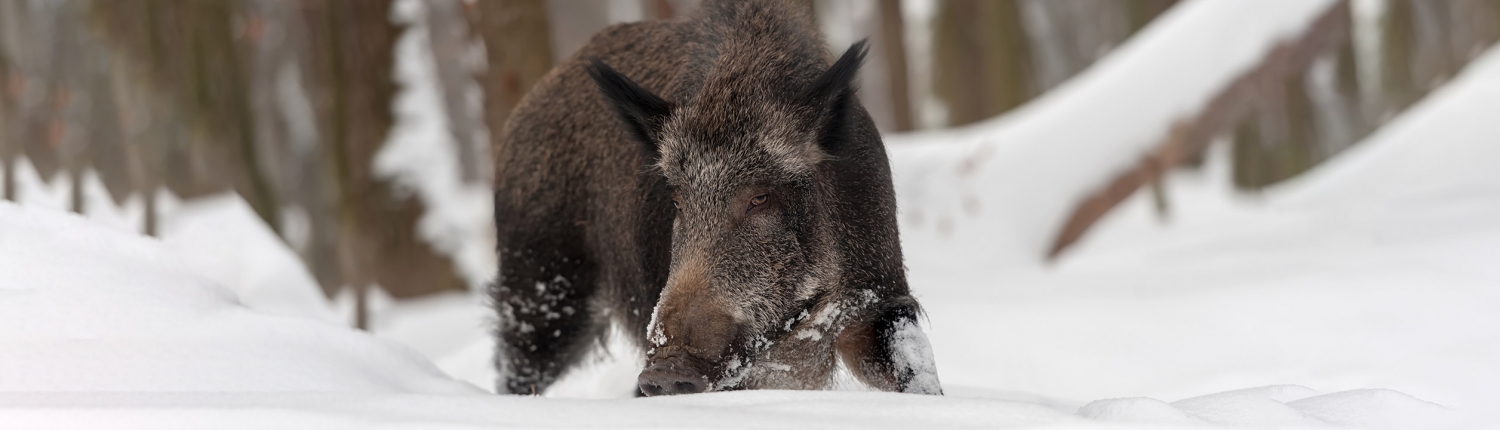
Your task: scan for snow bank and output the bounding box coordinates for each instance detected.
[1079,386,1455,429]
[0,391,1076,429]
[0,381,1451,429]
[0,201,472,394]
[917,42,1500,426]
[875,4,1499,425]
[888,0,1338,268]
[8,156,71,212]
[79,169,145,234]
[1,192,1458,427]
[6,158,337,324]
[356,290,502,392]
[157,193,340,324]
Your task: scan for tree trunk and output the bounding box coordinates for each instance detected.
[934,0,1033,127]
[877,0,913,132]
[425,0,490,182]
[472,0,555,158]
[92,0,281,230]
[300,0,465,307]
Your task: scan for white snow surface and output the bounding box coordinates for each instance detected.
[3,0,1497,427]
[0,201,472,395]
[5,196,1450,428]
[913,42,1500,425]
[157,193,341,324]
[5,161,339,324]
[9,157,71,212]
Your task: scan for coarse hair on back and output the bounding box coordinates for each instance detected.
[682,0,834,103]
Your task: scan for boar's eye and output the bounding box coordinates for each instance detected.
[748,193,769,212]
[671,193,681,210]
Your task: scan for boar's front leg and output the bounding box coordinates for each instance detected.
[491,233,604,396]
[835,295,943,395]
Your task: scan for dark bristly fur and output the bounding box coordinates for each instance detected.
[491,0,941,396]
[802,40,867,154]
[584,59,674,154]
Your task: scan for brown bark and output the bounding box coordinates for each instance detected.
[300,0,465,306]
[1230,75,1318,190]
[425,0,489,182]
[92,0,280,230]
[0,25,12,202]
[934,0,1033,127]
[1125,0,1179,32]
[472,0,554,166]
[877,0,913,132]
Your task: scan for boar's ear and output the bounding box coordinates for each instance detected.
[800,40,868,156]
[586,58,674,158]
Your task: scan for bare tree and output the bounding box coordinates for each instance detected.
[472,0,555,154]
[933,0,1033,127]
[878,0,913,132]
[425,0,489,182]
[93,0,281,230]
[298,0,464,328]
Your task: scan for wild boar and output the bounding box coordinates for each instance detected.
[491,0,940,396]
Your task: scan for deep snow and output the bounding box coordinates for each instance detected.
[0,196,1475,427]
[0,201,471,395]
[0,207,1466,425]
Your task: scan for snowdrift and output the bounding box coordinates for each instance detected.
[157,194,343,324]
[913,41,1500,425]
[0,201,471,395]
[0,213,1461,427]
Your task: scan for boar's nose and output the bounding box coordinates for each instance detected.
[637,362,708,396]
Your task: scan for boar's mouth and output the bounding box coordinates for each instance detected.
[639,347,714,398]
[639,297,761,395]
[638,345,742,395]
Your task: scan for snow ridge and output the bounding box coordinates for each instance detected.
[1079,386,1455,429]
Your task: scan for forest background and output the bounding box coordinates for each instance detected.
[0,0,1495,327]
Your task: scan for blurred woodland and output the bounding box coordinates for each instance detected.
[0,0,1496,323]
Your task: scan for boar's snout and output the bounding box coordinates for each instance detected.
[641,257,745,395]
[637,355,709,396]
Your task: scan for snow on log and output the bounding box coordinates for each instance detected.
[887,0,1339,268]
[1046,1,1354,259]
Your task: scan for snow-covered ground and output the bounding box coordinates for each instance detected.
[3,0,1497,427]
[0,200,476,397]
[0,191,1475,429]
